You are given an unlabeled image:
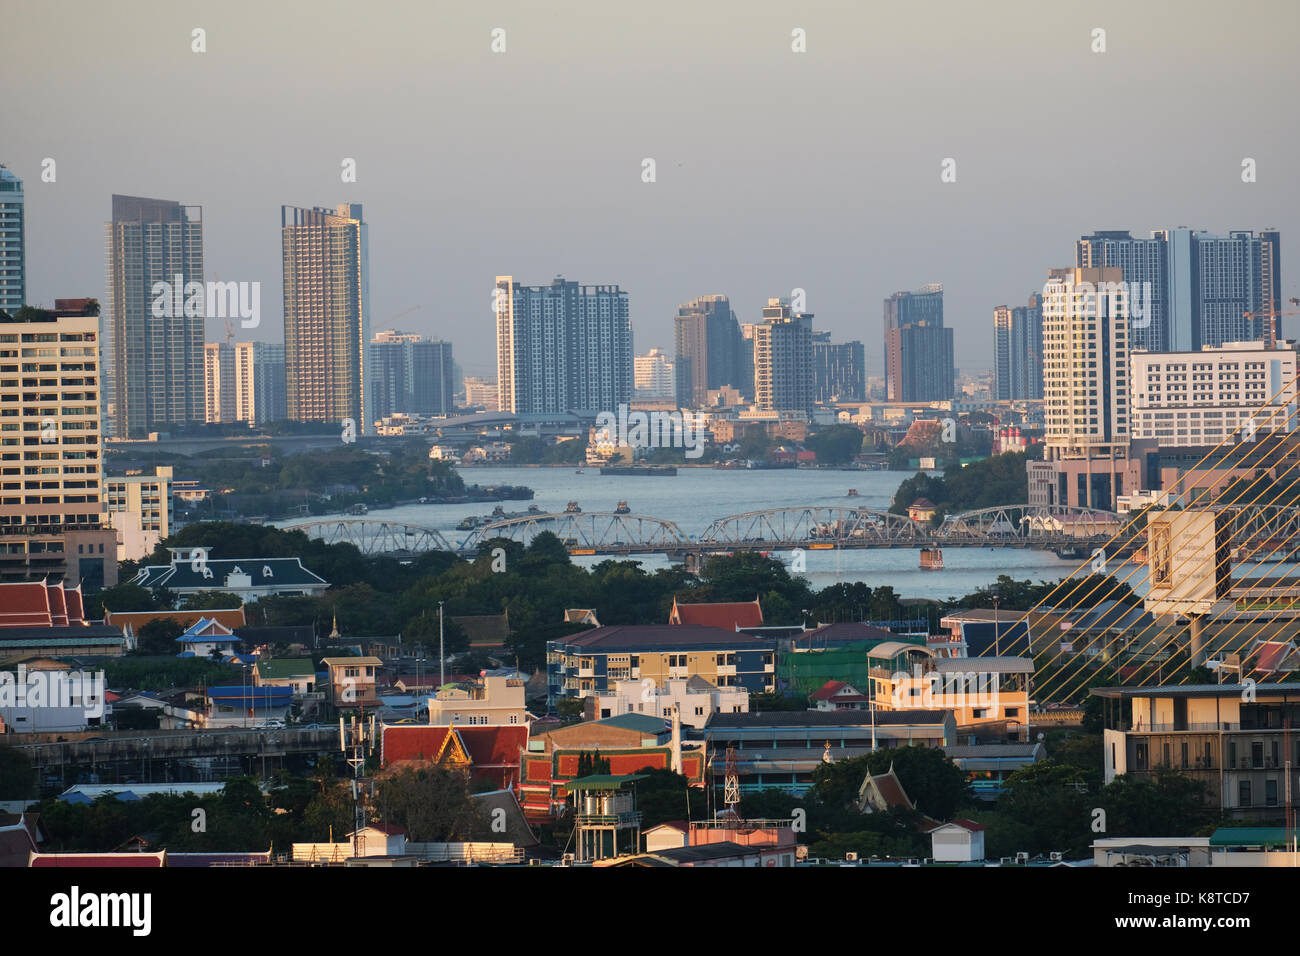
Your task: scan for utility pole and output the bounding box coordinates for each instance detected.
[340,714,375,859]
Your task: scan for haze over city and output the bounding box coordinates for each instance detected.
[5,0,1298,377]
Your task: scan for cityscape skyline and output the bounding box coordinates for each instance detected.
[5,1,1297,380]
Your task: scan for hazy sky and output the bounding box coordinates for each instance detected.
[4,0,1298,379]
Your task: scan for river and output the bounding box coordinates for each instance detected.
[314,466,1082,601]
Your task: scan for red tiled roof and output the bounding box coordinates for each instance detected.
[1252,641,1295,674]
[380,724,528,791]
[0,582,55,628]
[669,598,763,629]
[0,826,37,868]
[47,586,68,627]
[105,608,247,632]
[64,586,84,625]
[948,818,987,832]
[365,823,407,836]
[810,680,849,701]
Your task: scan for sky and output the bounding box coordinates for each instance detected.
[4,0,1298,379]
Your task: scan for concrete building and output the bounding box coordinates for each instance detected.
[586,676,749,728]
[674,295,746,406]
[370,332,454,421]
[812,332,866,404]
[282,204,370,431]
[1095,683,1300,819]
[0,299,117,588]
[0,166,24,315]
[203,342,236,423]
[993,295,1043,400]
[1033,266,1134,510]
[104,195,205,438]
[547,625,777,707]
[234,341,287,425]
[427,672,528,727]
[634,348,676,402]
[884,284,953,402]
[753,298,813,413]
[495,275,632,415]
[105,466,174,562]
[1130,341,1297,447]
[464,376,499,411]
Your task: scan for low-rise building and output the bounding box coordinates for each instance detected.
[321,656,383,708]
[585,675,748,728]
[131,547,328,602]
[547,624,776,708]
[175,617,240,659]
[254,658,317,695]
[1094,683,1300,818]
[428,671,528,727]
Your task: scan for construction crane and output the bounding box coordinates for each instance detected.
[1242,297,1300,349]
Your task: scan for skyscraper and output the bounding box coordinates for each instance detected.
[203,342,236,423]
[0,166,24,315]
[1077,231,1168,353]
[883,284,953,402]
[282,204,370,431]
[495,275,632,415]
[105,195,204,438]
[0,298,117,588]
[235,341,286,426]
[812,331,866,403]
[1034,266,1133,510]
[753,298,813,413]
[370,331,454,420]
[634,348,676,401]
[673,294,745,406]
[992,294,1043,400]
[1076,227,1282,351]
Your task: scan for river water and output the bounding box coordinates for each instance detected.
[330,466,1081,601]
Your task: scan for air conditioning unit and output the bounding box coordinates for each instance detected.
[1015,852,1029,864]
[527,858,541,867]
[845,852,858,862]
[1050,851,1064,862]
[560,853,574,866]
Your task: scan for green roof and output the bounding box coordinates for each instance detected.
[596,713,670,734]
[567,774,646,790]
[256,658,316,680]
[1209,827,1293,847]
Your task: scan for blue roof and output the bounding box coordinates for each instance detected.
[207,686,292,709]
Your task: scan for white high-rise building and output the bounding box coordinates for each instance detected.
[1130,342,1298,447]
[0,166,24,315]
[634,348,675,401]
[495,275,632,415]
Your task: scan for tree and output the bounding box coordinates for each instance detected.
[136,617,185,655]
[373,767,482,841]
[181,590,244,611]
[806,425,864,465]
[0,747,35,800]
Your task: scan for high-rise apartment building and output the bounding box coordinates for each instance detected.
[282,204,370,431]
[105,466,174,562]
[634,348,676,401]
[370,331,454,421]
[1076,228,1282,352]
[495,275,632,415]
[811,331,866,403]
[104,195,205,438]
[1032,267,1134,510]
[0,166,24,315]
[673,295,745,406]
[992,295,1043,400]
[883,284,954,402]
[0,299,117,588]
[234,341,286,425]
[1130,342,1297,448]
[753,298,813,413]
[203,342,236,423]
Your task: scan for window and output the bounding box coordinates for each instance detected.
[694,706,704,716]
[1239,780,1252,807]
[1266,779,1279,807]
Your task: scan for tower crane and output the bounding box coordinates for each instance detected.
[1242,297,1300,349]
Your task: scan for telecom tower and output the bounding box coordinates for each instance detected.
[339,714,375,858]
[722,745,741,827]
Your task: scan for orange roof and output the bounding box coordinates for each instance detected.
[0,583,54,628]
[669,597,763,629]
[105,608,247,633]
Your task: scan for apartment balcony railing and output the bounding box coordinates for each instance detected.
[1124,722,1241,733]
[574,811,642,827]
